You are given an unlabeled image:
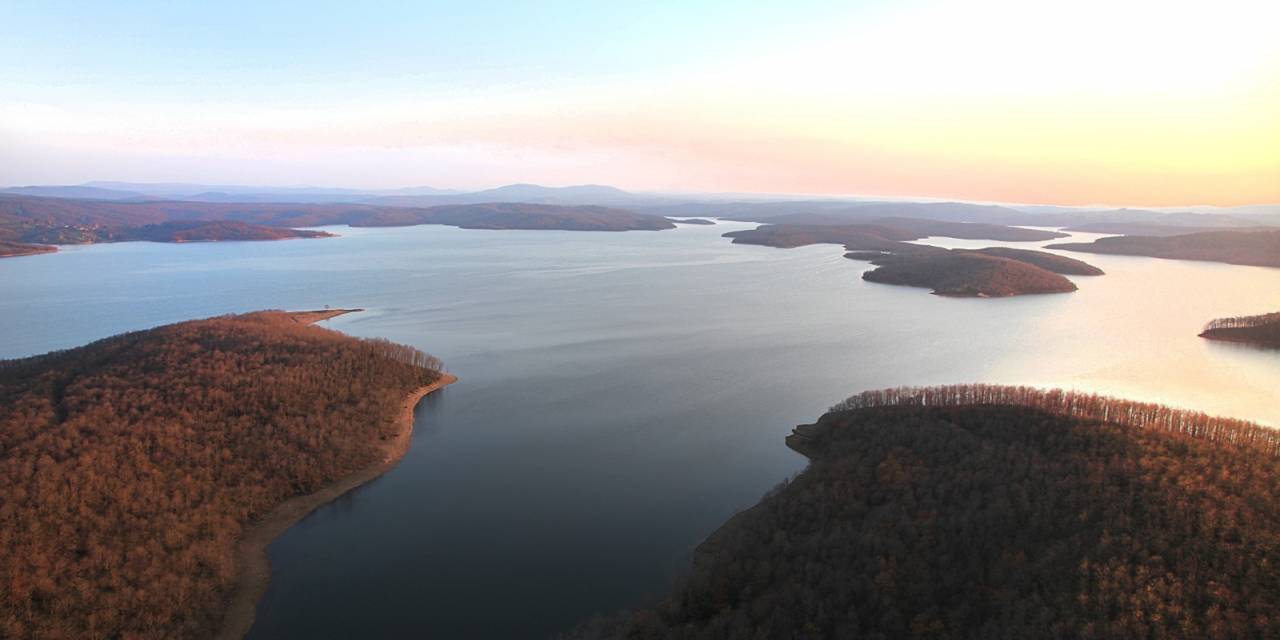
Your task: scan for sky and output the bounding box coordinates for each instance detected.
[2,0,1278,206]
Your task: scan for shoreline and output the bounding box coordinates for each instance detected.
[215,372,458,640]
[1199,331,1280,349]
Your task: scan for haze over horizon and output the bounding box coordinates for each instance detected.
[4,0,1278,206]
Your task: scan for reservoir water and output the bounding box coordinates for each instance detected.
[1,221,1277,638]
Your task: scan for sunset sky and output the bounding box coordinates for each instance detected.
[2,0,1278,206]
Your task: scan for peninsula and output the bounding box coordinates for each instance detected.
[573,385,1280,639]
[0,310,450,639]
[1049,229,1280,268]
[1199,311,1280,348]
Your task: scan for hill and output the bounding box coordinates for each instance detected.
[1049,229,1280,268]
[1200,312,1280,348]
[573,385,1280,639]
[0,311,445,638]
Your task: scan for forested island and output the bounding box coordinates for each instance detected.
[850,249,1085,296]
[573,385,1280,639]
[0,310,450,638]
[671,218,716,225]
[724,222,1101,297]
[1050,229,1280,268]
[0,194,677,257]
[1199,312,1280,348]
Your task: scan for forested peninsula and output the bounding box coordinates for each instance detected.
[1199,312,1280,348]
[1050,229,1280,268]
[573,385,1280,639]
[0,310,450,638]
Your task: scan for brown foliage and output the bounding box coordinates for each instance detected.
[0,311,441,638]
[575,386,1280,639]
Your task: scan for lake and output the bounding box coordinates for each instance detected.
[1,221,1277,638]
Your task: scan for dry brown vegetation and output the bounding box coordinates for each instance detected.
[0,311,442,638]
[573,385,1280,639]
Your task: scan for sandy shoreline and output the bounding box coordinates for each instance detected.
[215,372,457,640]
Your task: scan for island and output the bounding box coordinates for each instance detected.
[571,385,1280,639]
[0,195,677,258]
[0,310,452,639]
[1199,311,1280,348]
[724,222,1102,297]
[1049,229,1280,268]
[851,249,1083,296]
[669,218,716,225]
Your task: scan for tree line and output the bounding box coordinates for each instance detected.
[829,383,1280,457]
[1202,311,1280,331]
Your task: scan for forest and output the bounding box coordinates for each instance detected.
[0,311,443,638]
[1199,311,1280,348]
[1049,229,1280,268]
[571,384,1279,639]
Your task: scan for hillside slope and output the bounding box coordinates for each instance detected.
[575,385,1280,639]
[0,311,443,638]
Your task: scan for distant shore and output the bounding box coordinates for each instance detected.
[215,371,457,639]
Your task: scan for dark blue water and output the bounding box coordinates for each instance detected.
[1,222,1277,638]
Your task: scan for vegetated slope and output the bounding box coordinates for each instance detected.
[1200,311,1280,348]
[574,385,1280,640]
[0,311,443,638]
[1049,229,1280,268]
[853,250,1078,296]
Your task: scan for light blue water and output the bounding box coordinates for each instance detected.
[1,221,1277,638]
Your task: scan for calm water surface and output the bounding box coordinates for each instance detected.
[1,221,1277,638]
